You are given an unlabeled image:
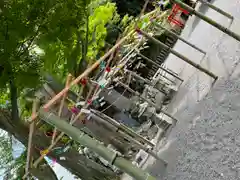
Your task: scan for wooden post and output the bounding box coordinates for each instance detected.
[171,0,240,42]
[137,29,218,80]
[197,0,234,21]
[25,98,40,178]
[39,109,156,180]
[51,74,72,144]
[117,81,178,124]
[153,22,206,55]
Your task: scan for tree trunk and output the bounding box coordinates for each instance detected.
[0,109,115,180]
[9,78,19,121]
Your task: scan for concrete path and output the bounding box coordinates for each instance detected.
[145,0,240,179]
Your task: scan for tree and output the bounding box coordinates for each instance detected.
[38,0,119,79]
[0,0,120,179]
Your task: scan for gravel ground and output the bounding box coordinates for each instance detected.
[164,76,240,180]
[145,0,240,179]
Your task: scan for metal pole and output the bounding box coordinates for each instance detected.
[197,0,234,21]
[117,81,178,124]
[137,29,218,80]
[91,109,155,147]
[39,109,156,180]
[125,70,167,95]
[171,0,240,42]
[153,22,206,55]
[90,113,168,166]
[136,50,183,82]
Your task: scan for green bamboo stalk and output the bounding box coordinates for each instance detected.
[117,81,178,124]
[153,22,206,55]
[91,109,155,147]
[197,0,233,20]
[171,0,240,42]
[38,109,156,180]
[137,29,218,80]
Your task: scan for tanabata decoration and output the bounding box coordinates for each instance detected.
[40,149,49,156]
[52,147,64,155]
[70,106,80,114]
[105,66,111,72]
[98,78,107,89]
[80,78,87,86]
[60,157,66,160]
[45,131,54,137]
[87,99,92,105]
[100,61,106,70]
[45,156,56,167]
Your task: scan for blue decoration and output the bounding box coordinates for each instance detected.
[100,61,106,70]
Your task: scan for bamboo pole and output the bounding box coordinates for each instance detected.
[153,22,206,55]
[171,0,240,42]
[51,74,72,144]
[37,30,135,115]
[42,0,152,112]
[137,29,218,80]
[39,109,156,180]
[117,81,178,124]
[90,113,168,166]
[197,0,234,21]
[25,98,39,177]
[91,109,155,147]
[22,84,95,179]
[136,50,183,82]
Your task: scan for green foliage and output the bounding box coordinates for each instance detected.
[38,0,119,79]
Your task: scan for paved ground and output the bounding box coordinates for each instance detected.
[145,0,240,179]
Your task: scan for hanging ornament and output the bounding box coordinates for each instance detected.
[105,66,111,72]
[52,158,57,166]
[76,101,85,109]
[100,61,106,70]
[70,106,80,114]
[45,156,56,167]
[87,99,92,105]
[135,27,142,35]
[68,103,74,109]
[60,157,66,160]
[80,78,87,86]
[40,149,49,156]
[92,99,98,106]
[45,131,54,137]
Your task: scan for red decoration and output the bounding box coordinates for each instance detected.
[106,67,111,72]
[135,27,142,34]
[168,4,189,28]
[71,107,79,114]
[45,131,54,137]
[87,99,92,105]
[80,78,87,86]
